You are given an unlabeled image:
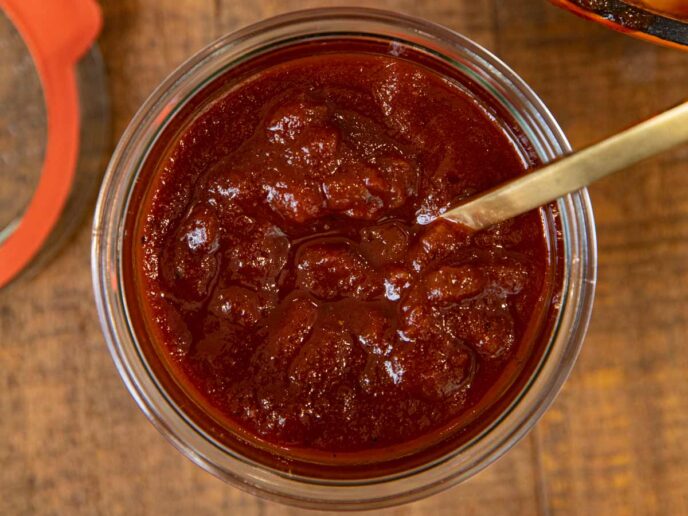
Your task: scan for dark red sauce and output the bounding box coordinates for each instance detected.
[126,46,560,476]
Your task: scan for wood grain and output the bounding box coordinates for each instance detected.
[1,0,687,514]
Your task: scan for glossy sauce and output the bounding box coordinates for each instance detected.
[129,50,558,471]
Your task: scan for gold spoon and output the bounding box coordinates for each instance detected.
[441,101,688,231]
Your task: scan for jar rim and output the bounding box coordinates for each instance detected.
[92,7,597,510]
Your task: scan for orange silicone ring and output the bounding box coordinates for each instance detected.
[0,0,102,287]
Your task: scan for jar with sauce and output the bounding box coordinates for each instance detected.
[92,8,597,509]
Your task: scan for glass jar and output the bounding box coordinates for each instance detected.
[92,8,597,510]
[0,1,108,289]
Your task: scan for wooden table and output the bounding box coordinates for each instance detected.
[2,1,688,514]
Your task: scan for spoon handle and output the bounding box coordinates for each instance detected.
[442,100,688,230]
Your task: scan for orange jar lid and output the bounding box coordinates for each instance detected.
[0,0,102,287]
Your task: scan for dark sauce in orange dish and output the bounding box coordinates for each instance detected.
[126,44,561,476]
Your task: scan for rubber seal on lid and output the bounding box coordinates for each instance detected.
[0,0,102,287]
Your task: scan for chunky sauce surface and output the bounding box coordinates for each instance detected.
[133,53,554,461]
